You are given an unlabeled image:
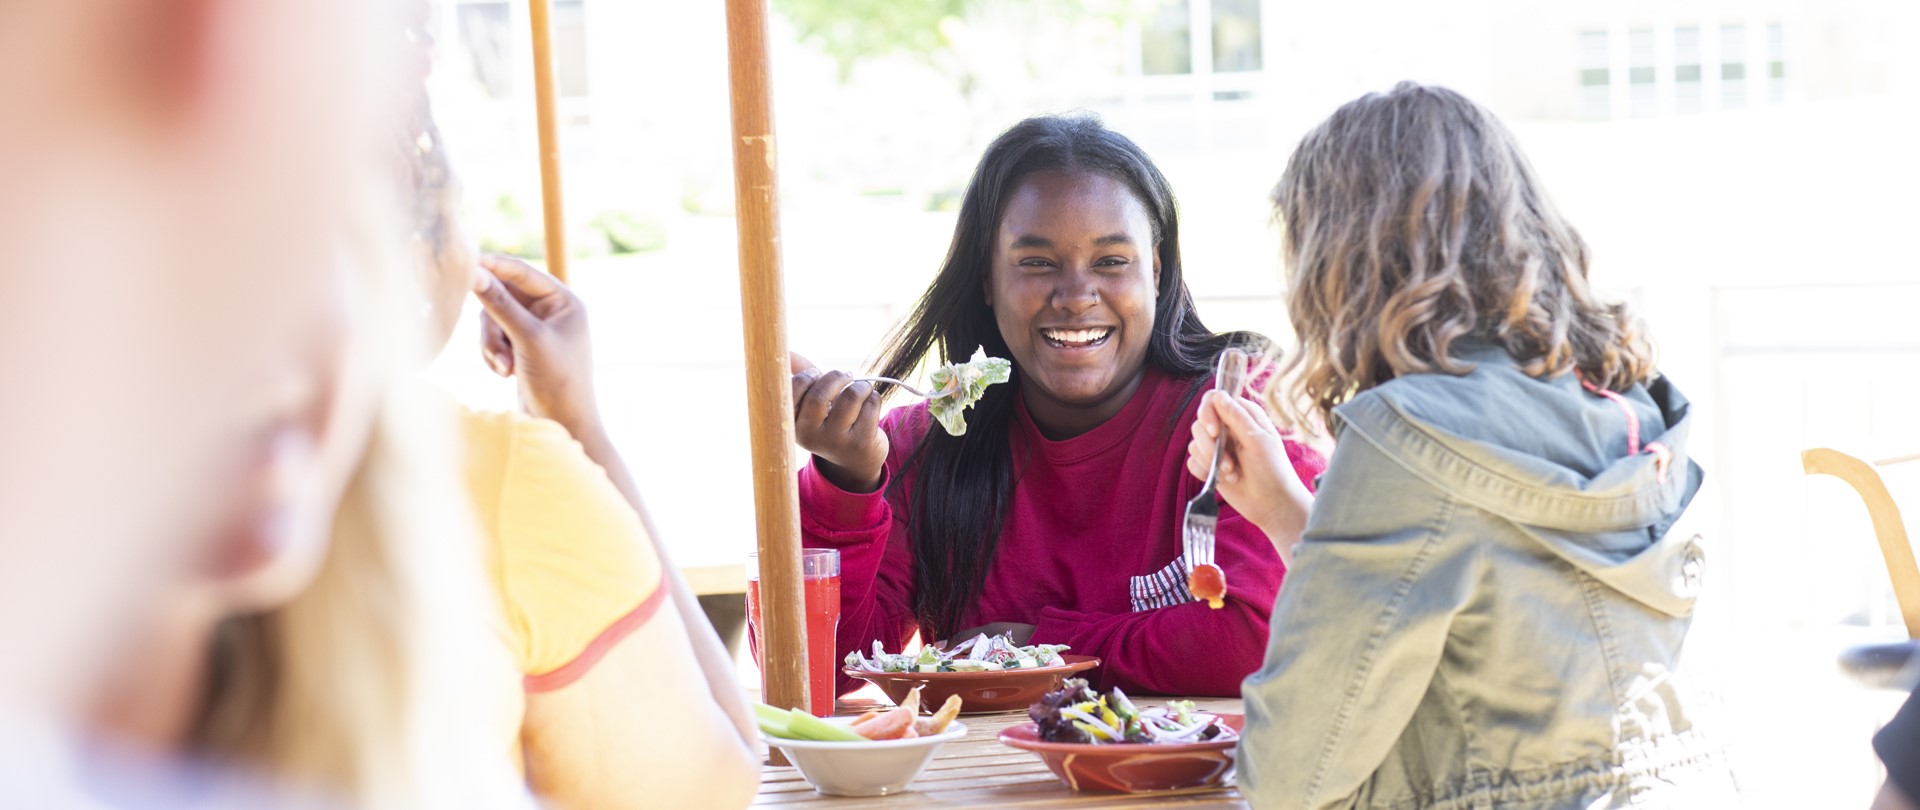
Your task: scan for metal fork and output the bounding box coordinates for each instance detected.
[851,376,950,399]
[1184,348,1250,575]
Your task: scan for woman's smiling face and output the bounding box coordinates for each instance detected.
[986,170,1159,437]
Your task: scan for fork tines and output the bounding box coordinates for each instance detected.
[1183,497,1219,572]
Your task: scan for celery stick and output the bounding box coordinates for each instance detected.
[786,710,867,742]
[753,703,794,738]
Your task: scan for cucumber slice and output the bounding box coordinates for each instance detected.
[786,710,867,742]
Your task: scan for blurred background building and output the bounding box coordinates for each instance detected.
[422,2,1920,805]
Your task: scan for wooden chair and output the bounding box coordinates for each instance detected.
[1803,448,1920,638]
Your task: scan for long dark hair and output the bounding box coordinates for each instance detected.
[872,114,1264,637]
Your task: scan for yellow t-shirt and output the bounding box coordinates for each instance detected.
[458,407,665,694]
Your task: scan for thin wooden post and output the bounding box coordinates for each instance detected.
[527,0,568,281]
[724,0,809,739]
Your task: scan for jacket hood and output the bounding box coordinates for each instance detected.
[1332,344,1706,617]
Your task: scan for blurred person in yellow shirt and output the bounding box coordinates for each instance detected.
[404,80,761,808]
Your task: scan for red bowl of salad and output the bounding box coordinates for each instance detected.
[843,634,1100,714]
[998,679,1242,793]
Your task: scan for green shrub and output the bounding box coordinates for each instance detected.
[589,211,668,255]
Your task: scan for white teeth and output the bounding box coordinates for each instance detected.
[1042,327,1113,345]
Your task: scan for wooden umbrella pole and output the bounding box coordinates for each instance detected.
[723,0,810,732]
[527,0,569,281]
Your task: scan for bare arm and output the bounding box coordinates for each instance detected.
[471,254,757,750]
[521,596,759,809]
[572,427,756,744]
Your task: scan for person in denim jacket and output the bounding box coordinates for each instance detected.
[1186,83,1739,809]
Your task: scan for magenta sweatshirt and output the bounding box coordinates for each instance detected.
[800,368,1326,697]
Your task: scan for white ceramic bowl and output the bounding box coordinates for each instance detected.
[767,720,969,797]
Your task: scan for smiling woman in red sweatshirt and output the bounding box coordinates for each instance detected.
[789,115,1324,697]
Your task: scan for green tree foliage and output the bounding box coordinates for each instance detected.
[771,0,974,79]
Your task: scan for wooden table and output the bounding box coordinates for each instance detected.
[753,697,1249,809]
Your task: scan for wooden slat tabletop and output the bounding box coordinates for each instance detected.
[753,697,1248,808]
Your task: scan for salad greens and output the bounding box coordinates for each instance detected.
[1029,679,1233,745]
[844,633,1070,674]
[925,352,1012,437]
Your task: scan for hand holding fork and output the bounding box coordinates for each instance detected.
[1184,354,1316,567]
[1183,349,1250,607]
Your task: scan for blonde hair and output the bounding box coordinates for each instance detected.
[192,191,521,809]
[1270,82,1654,431]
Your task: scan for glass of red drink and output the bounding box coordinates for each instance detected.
[745,549,841,717]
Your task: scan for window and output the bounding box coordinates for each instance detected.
[1139,0,1262,76]
[454,1,590,101]
[1579,20,1785,117]
[1766,22,1786,103]
[1210,0,1262,73]
[1628,27,1657,117]
[1141,0,1191,76]
[1721,24,1748,108]
[1674,25,1702,113]
[458,2,513,100]
[1579,29,1610,119]
[554,0,590,98]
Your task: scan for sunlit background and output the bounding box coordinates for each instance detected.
[420,1,1920,805]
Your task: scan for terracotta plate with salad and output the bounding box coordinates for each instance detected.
[998,679,1242,793]
[844,633,1100,714]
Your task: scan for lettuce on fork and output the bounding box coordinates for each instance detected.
[925,353,1011,437]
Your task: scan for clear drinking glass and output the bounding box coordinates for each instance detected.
[746,548,841,716]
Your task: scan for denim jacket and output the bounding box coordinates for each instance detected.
[1239,343,1737,809]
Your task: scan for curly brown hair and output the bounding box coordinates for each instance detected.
[1269,82,1654,431]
